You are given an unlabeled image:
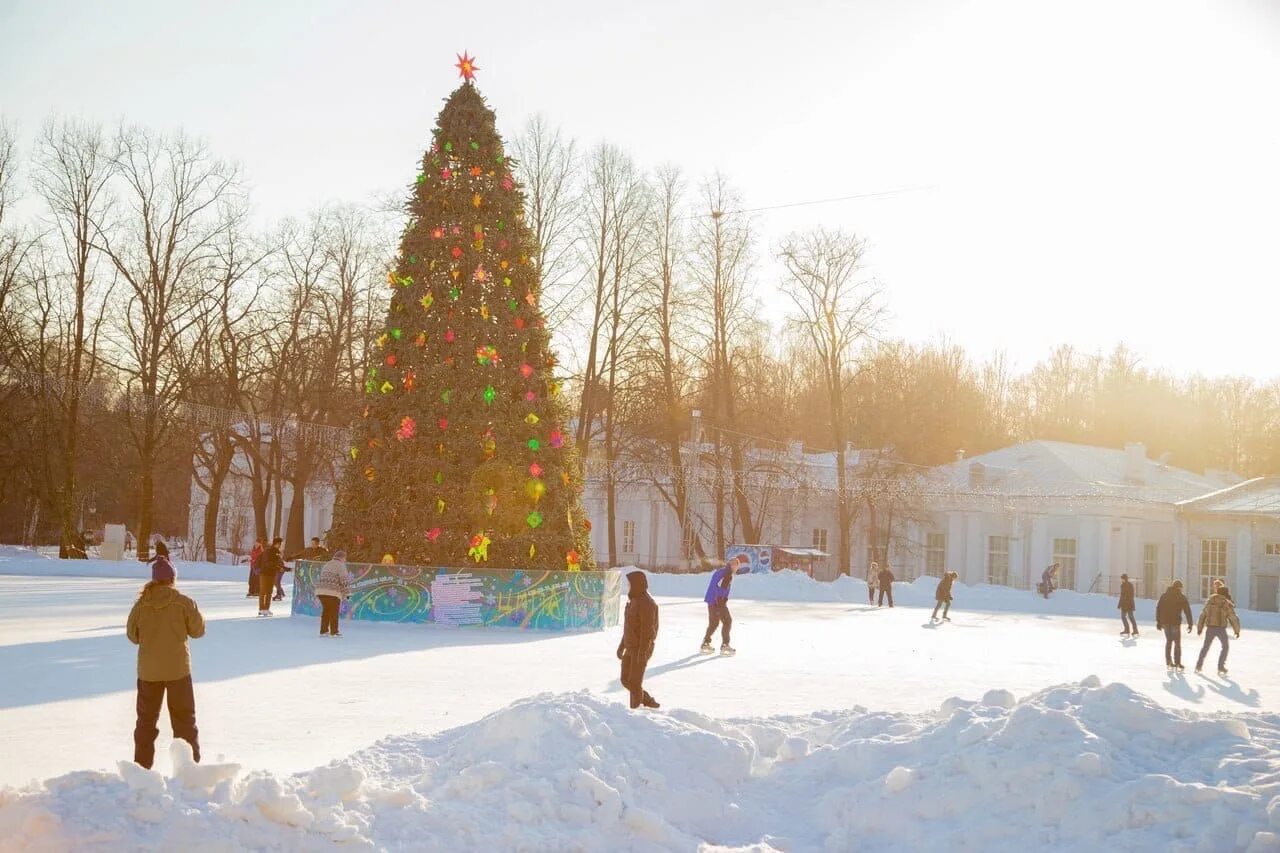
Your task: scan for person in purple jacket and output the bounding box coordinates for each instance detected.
[701,554,749,655]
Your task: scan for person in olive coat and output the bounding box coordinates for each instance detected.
[127,549,205,769]
[617,570,660,709]
[931,570,958,621]
[1118,573,1138,636]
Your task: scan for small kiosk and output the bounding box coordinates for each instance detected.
[725,544,831,580]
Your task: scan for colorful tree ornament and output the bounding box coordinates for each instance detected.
[468,532,491,562]
[566,550,581,571]
[426,527,441,542]
[396,416,416,441]
[549,429,564,448]
[483,385,495,404]
[526,511,543,529]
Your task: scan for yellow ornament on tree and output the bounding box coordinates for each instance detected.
[468,532,491,563]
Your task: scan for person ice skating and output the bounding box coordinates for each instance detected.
[931,570,958,621]
[315,550,352,637]
[257,537,284,616]
[1212,578,1233,603]
[867,561,879,604]
[1155,579,1193,670]
[295,537,330,562]
[877,564,896,607]
[1195,583,1241,676]
[1039,563,1059,598]
[702,555,746,654]
[126,545,205,770]
[247,539,263,598]
[617,570,660,709]
[1118,573,1138,636]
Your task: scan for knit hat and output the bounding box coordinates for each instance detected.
[332,550,347,561]
[151,556,175,583]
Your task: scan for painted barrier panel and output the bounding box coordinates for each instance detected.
[291,561,621,631]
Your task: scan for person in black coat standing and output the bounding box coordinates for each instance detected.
[1118,573,1138,637]
[931,570,958,621]
[877,564,896,608]
[257,538,284,616]
[1155,579,1194,671]
[617,570,660,710]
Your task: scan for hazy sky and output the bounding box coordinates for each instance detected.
[2,0,1277,379]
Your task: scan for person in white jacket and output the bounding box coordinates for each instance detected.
[315,550,352,637]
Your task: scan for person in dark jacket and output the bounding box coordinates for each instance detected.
[1155,579,1194,670]
[931,570,958,621]
[877,564,896,607]
[617,570,660,709]
[1118,573,1138,636]
[701,555,747,654]
[127,552,205,769]
[257,538,284,616]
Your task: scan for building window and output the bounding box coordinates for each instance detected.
[1266,543,1280,557]
[1053,539,1077,591]
[925,533,946,578]
[812,527,828,552]
[622,520,636,555]
[987,536,1009,586]
[1200,538,1228,600]
[1142,543,1159,599]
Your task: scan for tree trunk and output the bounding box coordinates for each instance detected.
[202,488,219,562]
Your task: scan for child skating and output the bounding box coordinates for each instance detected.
[931,570,957,621]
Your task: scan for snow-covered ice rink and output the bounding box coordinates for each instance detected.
[2,551,1279,850]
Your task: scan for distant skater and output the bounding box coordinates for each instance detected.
[1039,563,1059,599]
[1195,583,1241,676]
[1155,579,1193,671]
[877,564,896,607]
[315,550,352,637]
[702,555,746,655]
[247,539,263,598]
[257,537,284,616]
[867,562,879,604]
[1118,573,1138,636]
[127,543,205,769]
[931,570,958,621]
[617,570,660,709]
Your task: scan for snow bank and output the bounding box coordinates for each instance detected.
[648,569,1280,629]
[2,681,1277,851]
[0,552,244,583]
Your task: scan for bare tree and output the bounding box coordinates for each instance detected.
[92,126,242,559]
[30,118,115,555]
[778,227,883,575]
[510,115,581,327]
[689,173,758,554]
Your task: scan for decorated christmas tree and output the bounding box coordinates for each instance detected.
[329,55,594,571]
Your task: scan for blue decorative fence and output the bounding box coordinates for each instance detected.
[292,561,621,631]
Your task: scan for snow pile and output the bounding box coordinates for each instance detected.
[3,680,1278,851]
[0,552,243,582]
[0,545,46,563]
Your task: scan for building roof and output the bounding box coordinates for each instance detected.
[1175,477,1280,516]
[932,440,1233,504]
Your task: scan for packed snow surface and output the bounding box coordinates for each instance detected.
[2,555,1279,850]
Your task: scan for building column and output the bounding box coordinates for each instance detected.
[1008,517,1029,591]
[965,513,984,585]
[1094,516,1112,593]
[648,501,661,570]
[947,512,965,577]
[1174,515,1189,589]
[1029,516,1050,590]
[1235,522,1253,608]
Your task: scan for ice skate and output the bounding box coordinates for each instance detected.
[700,642,714,654]
[1218,668,1228,677]
[720,644,736,656]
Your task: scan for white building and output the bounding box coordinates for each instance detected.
[187,432,337,558]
